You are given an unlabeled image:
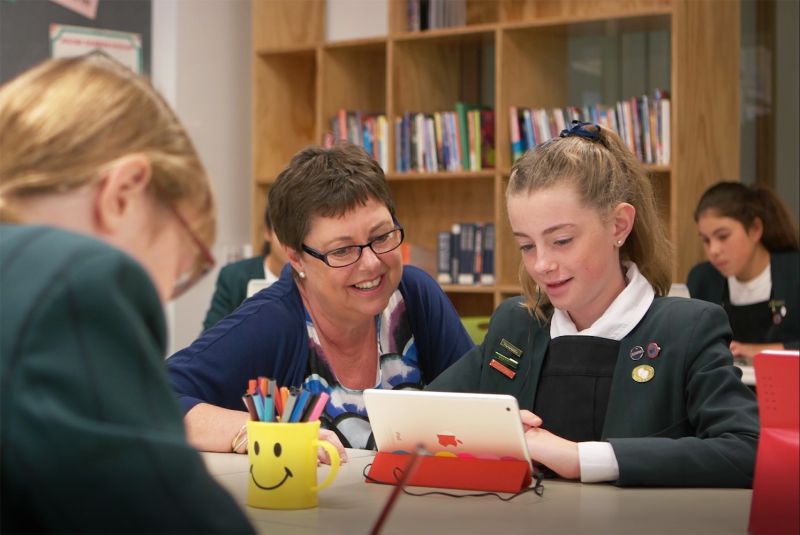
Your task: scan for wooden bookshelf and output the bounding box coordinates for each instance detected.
[251,0,740,317]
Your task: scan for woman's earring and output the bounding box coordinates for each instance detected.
[616,240,623,247]
[298,271,306,279]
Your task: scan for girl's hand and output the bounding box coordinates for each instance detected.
[519,409,543,431]
[524,427,580,480]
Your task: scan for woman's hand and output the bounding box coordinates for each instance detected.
[318,428,347,465]
[524,426,580,480]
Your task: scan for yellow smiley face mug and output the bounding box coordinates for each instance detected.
[246,420,340,510]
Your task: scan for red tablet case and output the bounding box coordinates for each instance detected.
[366,452,532,493]
[748,350,800,535]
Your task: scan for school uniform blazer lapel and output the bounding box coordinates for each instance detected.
[600,335,646,439]
[600,300,680,440]
[770,251,798,308]
[767,251,800,345]
[515,324,550,410]
[477,302,550,410]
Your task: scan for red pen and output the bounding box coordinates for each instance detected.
[273,384,284,417]
[369,447,421,535]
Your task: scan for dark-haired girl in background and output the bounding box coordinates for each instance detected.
[688,181,799,363]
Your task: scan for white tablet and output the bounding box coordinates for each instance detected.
[364,389,531,463]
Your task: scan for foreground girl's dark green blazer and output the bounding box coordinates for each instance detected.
[0,224,253,533]
[428,296,759,488]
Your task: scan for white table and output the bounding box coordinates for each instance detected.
[203,450,752,534]
[737,364,756,386]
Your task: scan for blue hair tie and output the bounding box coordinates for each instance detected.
[559,120,600,141]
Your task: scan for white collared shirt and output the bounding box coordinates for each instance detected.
[262,258,280,285]
[728,263,771,305]
[550,262,655,341]
[547,262,656,483]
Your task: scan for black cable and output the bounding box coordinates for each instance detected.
[362,463,545,501]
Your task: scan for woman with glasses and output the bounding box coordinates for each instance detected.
[167,143,474,454]
[0,55,252,532]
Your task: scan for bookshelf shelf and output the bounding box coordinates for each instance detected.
[440,285,498,294]
[255,45,319,57]
[251,0,740,317]
[386,170,495,181]
[324,37,387,51]
[391,23,498,43]
[499,8,672,31]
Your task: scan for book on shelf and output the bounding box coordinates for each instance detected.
[508,91,671,166]
[481,223,495,285]
[433,112,445,172]
[394,105,493,174]
[436,231,452,284]
[457,222,475,285]
[449,223,460,285]
[641,95,653,164]
[467,109,479,172]
[327,109,388,171]
[415,113,426,171]
[447,111,462,171]
[408,0,466,32]
[473,223,483,284]
[521,108,535,152]
[454,102,477,172]
[509,106,524,163]
[435,221,495,286]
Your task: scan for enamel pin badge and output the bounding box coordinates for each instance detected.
[500,338,523,357]
[490,339,522,380]
[646,342,661,359]
[769,300,787,325]
[632,364,655,383]
[629,346,644,361]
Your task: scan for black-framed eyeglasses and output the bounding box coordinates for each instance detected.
[301,227,404,268]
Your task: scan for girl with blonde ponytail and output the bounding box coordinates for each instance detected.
[429,122,759,489]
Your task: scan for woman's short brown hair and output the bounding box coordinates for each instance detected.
[268,142,396,251]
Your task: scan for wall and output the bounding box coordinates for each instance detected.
[740,0,799,224]
[774,0,799,222]
[0,0,151,82]
[152,0,252,355]
[327,0,387,41]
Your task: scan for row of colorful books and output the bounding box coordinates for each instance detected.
[327,93,668,173]
[407,0,466,32]
[509,91,671,165]
[394,104,495,173]
[437,223,495,286]
[327,109,389,171]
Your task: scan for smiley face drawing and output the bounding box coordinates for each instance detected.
[249,440,294,490]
